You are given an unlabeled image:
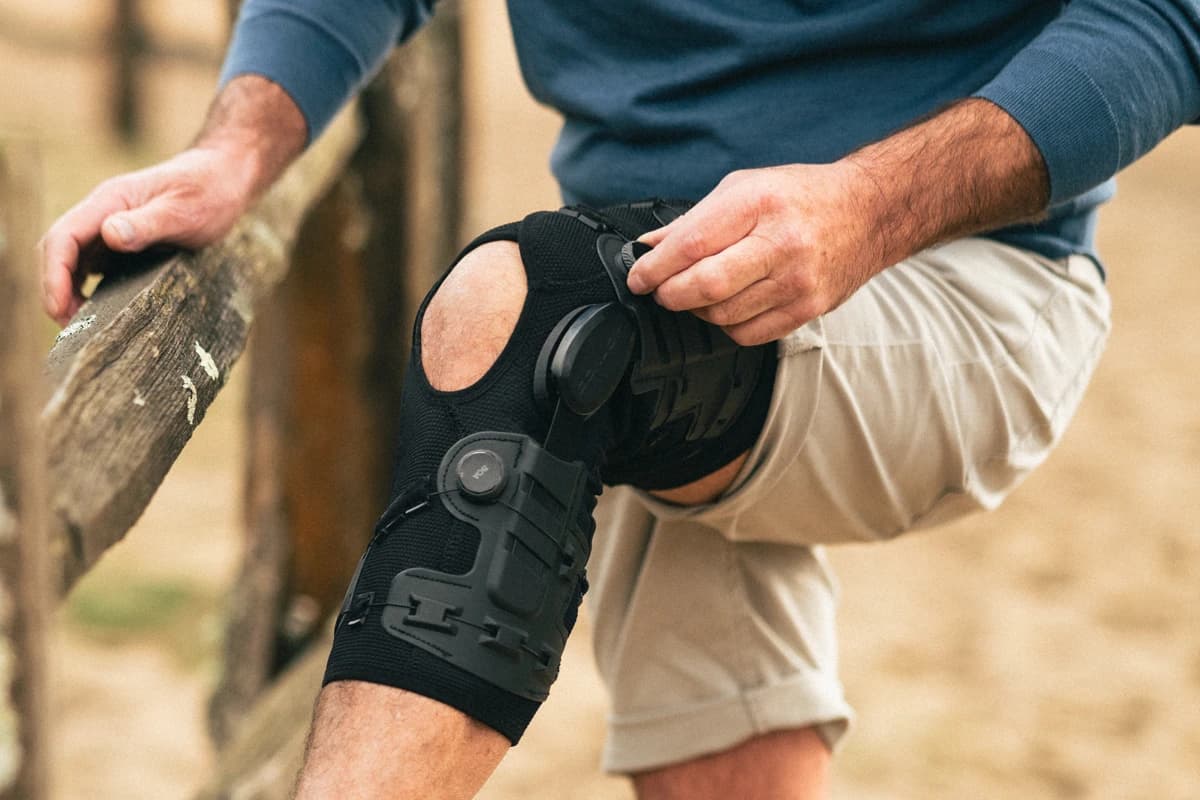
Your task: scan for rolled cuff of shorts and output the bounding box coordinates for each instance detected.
[602,670,853,774]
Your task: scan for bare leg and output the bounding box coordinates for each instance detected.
[633,728,830,800]
[294,241,818,798]
[294,683,510,800]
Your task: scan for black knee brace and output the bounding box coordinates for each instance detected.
[324,200,777,742]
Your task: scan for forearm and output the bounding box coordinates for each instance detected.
[845,97,1049,272]
[192,75,308,204]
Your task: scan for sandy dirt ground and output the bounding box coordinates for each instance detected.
[3,2,1198,798]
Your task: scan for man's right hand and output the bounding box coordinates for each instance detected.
[39,75,308,326]
[39,146,257,325]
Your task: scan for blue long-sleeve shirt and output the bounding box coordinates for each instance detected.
[220,0,1200,261]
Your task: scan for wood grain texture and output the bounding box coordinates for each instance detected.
[41,108,361,592]
[0,145,50,800]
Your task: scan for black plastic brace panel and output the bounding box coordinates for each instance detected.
[380,431,593,701]
[592,228,764,444]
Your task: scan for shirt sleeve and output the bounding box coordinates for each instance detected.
[975,0,1200,204]
[218,0,437,143]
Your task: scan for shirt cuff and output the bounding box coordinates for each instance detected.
[219,9,367,144]
[975,46,1121,205]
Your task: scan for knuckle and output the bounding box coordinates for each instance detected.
[653,284,683,311]
[696,274,729,304]
[780,264,815,297]
[652,283,691,311]
[773,223,805,253]
[788,299,820,328]
[90,177,120,198]
[706,303,737,326]
[41,225,72,257]
[756,189,785,217]
[678,227,710,261]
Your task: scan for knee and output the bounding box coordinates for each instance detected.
[421,240,527,391]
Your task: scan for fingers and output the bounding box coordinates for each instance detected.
[40,187,133,323]
[627,189,756,294]
[39,151,234,325]
[100,213,138,251]
[689,279,781,327]
[101,195,198,253]
[722,307,803,347]
[651,236,769,311]
[636,220,674,248]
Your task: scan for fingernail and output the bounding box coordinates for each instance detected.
[626,269,647,294]
[108,216,135,245]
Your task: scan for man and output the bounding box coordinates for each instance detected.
[40,1,1200,798]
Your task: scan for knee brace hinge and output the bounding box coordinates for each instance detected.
[379,432,594,700]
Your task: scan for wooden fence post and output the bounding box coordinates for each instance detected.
[0,146,50,800]
[111,0,146,142]
[207,2,465,754]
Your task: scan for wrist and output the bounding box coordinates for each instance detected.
[193,75,308,202]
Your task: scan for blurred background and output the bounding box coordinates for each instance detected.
[1,1,1197,797]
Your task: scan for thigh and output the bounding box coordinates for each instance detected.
[626,238,1111,545]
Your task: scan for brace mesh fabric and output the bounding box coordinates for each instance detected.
[324,202,778,743]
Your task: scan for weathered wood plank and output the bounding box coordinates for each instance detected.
[0,145,51,800]
[42,108,362,593]
[209,5,465,745]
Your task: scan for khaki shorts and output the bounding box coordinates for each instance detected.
[586,238,1112,773]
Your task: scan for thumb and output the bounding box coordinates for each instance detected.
[100,198,186,252]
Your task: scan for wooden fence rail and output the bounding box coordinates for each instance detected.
[0,145,50,800]
[42,105,361,594]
